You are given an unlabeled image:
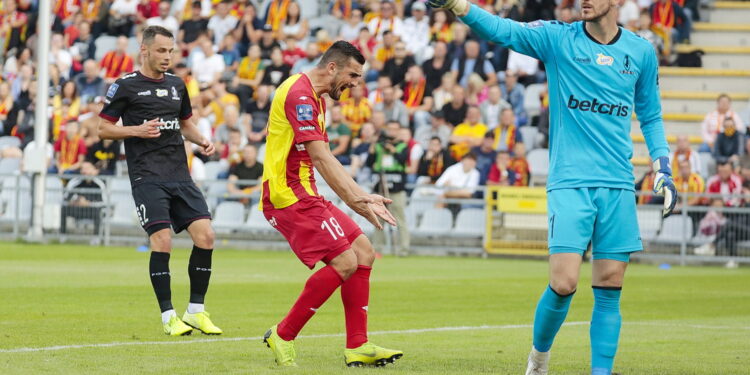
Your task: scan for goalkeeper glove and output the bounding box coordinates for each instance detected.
[427,0,470,17]
[653,156,677,218]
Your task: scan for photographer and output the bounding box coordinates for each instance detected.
[366,121,411,256]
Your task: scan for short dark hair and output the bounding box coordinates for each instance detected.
[717,93,731,102]
[463,152,477,161]
[142,25,174,44]
[317,40,365,68]
[430,136,443,143]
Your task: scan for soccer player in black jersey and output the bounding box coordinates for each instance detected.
[98,26,222,336]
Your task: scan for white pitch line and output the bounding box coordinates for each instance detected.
[0,321,747,354]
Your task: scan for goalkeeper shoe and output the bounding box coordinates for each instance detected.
[163,315,193,336]
[263,325,297,367]
[182,311,223,335]
[525,347,550,375]
[344,342,403,367]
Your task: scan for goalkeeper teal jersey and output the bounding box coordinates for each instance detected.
[461,5,669,191]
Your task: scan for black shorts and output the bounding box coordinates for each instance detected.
[132,181,211,236]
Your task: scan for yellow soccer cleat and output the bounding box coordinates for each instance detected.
[344,342,404,367]
[182,311,223,335]
[163,315,193,336]
[263,325,297,367]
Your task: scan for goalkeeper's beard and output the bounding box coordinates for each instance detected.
[582,3,613,22]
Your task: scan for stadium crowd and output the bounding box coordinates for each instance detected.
[0,0,748,253]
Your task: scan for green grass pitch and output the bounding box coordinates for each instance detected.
[0,242,749,374]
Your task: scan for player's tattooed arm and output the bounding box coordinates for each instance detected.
[98,117,161,140]
[180,117,216,156]
[306,140,396,229]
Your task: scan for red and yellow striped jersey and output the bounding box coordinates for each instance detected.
[261,74,328,211]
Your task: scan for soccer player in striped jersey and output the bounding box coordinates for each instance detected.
[430,0,677,374]
[260,41,403,368]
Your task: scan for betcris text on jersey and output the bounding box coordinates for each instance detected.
[145,118,181,131]
[567,95,629,117]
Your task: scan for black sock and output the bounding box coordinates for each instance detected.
[149,251,173,312]
[188,245,213,304]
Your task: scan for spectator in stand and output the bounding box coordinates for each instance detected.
[442,85,468,127]
[507,50,542,86]
[52,121,87,175]
[451,39,497,88]
[86,138,120,175]
[500,70,526,125]
[71,21,97,64]
[509,142,530,186]
[231,44,264,106]
[739,138,750,173]
[370,110,387,132]
[382,41,416,87]
[351,26,376,62]
[402,1,430,62]
[431,71,455,112]
[261,47,291,87]
[673,159,705,233]
[204,78,239,128]
[447,23,468,62]
[174,62,200,98]
[74,60,106,103]
[706,161,743,207]
[650,0,691,51]
[465,73,489,107]
[341,84,372,136]
[291,41,320,74]
[619,0,640,30]
[208,0,238,45]
[179,2,209,54]
[370,30,397,75]
[417,136,455,184]
[701,94,745,151]
[635,11,664,57]
[339,8,366,41]
[60,161,106,235]
[368,75,392,105]
[399,126,424,184]
[135,0,159,26]
[50,34,73,81]
[374,86,409,128]
[227,144,263,205]
[147,1,179,36]
[219,128,244,167]
[635,160,662,205]
[191,37,226,87]
[328,105,353,165]
[52,81,81,139]
[671,134,701,175]
[481,85,511,130]
[556,6,577,23]
[436,152,480,211]
[279,0,308,42]
[471,132,497,185]
[258,25,281,60]
[281,36,306,67]
[349,122,378,183]
[263,0,291,33]
[428,8,455,44]
[367,0,404,41]
[109,0,138,35]
[100,36,133,84]
[713,118,743,166]
[4,0,28,53]
[218,34,241,71]
[491,108,522,153]
[246,85,271,144]
[450,105,487,160]
[422,41,451,95]
[415,110,451,148]
[4,47,32,83]
[214,105,246,146]
[402,65,433,130]
[523,0,556,21]
[487,151,515,186]
[233,2,263,53]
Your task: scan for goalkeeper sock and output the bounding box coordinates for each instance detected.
[277,265,343,341]
[590,286,622,375]
[341,265,371,349]
[149,251,173,313]
[532,285,575,352]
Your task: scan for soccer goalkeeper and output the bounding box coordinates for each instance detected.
[429,1,676,374]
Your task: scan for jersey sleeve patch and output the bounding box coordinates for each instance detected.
[296,104,313,121]
[106,83,119,98]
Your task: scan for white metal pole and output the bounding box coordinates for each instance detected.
[29,0,52,241]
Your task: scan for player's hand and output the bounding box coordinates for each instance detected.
[134,118,162,139]
[427,0,470,16]
[349,194,396,230]
[198,138,215,156]
[653,156,677,218]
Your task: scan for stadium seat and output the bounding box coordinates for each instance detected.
[206,180,228,210]
[45,176,65,204]
[94,35,117,61]
[109,199,139,228]
[698,152,716,179]
[353,214,376,236]
[109,177,132,202]
[405,205,419,231]
[453,208,486,237]
[0,136,21,150]
[519,126,539,152]
[409,186,439,217]
[523,83,547,119]
[0,157,21,175]
[0,194,31,222]
[203,161,227,181]
[244,204,273,232]
[213,201,246,233]
[654,215,693,244]
[413,208,453,237]
[526,149,549,186]
[637,207,662,242]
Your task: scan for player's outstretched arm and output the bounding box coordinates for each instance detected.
[180,117,215,156]
[305,140,397,230]
[97,117,162,140]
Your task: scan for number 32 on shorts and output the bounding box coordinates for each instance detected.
[321,217,345,240]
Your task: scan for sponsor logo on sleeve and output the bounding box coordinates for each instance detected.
[156,89,168,97]
[523,20,543,28]
[596,53,615,66]
[171,86,180,100]
[106,83,119,98]
[137,90,151,96]
[296,104,313,121]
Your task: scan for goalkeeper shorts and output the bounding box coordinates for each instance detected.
[547,187,642,260]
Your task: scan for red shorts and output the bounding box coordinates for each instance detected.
[264,197,363,269]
